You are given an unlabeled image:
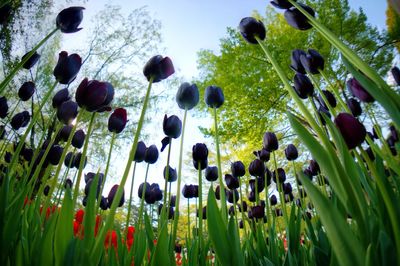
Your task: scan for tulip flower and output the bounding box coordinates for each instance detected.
[205,166,218,181]
[73,152,86,169]
[143,55,175,82]
[250,205,265,219]
[53,51,82,84]
[182,184,195,199]
[107,184,125,208]
[163,114,182,138]
[44,185,50,196]
[18,81,35,101]
[48,145,63,165]
[334,112,366,149]
[164,165,178,182]
[64,178,73,189]
[176,82,199,110]
[75,78,114,112]
[193,159,208,170]
[57,100,78,125]
[300,49,325,74]
[197,206,207,219]
[144,145,158,164]
[285,144,298,161]
[11,111,30,130]
[85,178,102,199]
[318,106,331,125]
[100,197,108,210]
[308,159,320,176]
[57,125,73,142]
[85,172,104,184]
[56,6,85,33]
[104,230,118,250]
[318,90,337,109]
[0,4,12,25]
[272,168,286,183]
[347,78,374,103]
[270,195,278,206]
[346,98,362,117]
[391,66,400,86]
[192,143,208,161]
[52,88,71,108]
[227,189,239,203]
[0,96,8,118]
[284,3,315,30]
[134,141,146,162]
[64,152,76,168]
[290,49,306,74]
[283,183,292,194]
[231,161,245,177]
[225,174,239,190]
[21,147,33,162]
[22,51,40,70]
[293,73,314,99]
[205,85,224,108]
[238,17,266,44]
[249,177,265,193]
[249,159,265,177]
[253,148,270,162]
[138,182,151,198]
[108,108,128,133]
[270,0,296,9]
[263,132,279,152]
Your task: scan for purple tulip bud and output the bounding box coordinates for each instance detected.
[346,98,362,117]
[56,6,85,33]
[18,81,35,101]
[334,112,366,149]
[205,85,224,108]
[64,178,73,189]
[263,132,279,152]
[227,189,239,203]
[231,161,245,177]
[290,49,306,74]
[390,125,399,143]
[164,165,177,182]
[22,51,40,70]
[238,17,266,44]
[73,152,87,169]
[250,205,265,219]
[52,88,71,108]
[318,90,336,109]
[248,159,265,177]
[108,108,128,134]
[64,152,75,168]
[192,143,208,161]
[138,182,150,198]
[205,166,218,182]
[22,147,33,162]
[44,185,50,196]
[176,82,199,110]
[391,66,400,86]
[72,129,85,149]
[163,114,182,139]
[143,55,175,83]
[100,197,108,210]
[0,96,8,118]
[293,73,314,99]
[284,3,315,30]
[53,51,82,84]
[318,106,331,125]
[84,177,102,198]
[300,49,324,74]
[75,78,114,112]
[144,144,158,164]
[225,174,239,190]
[249,177,265,193]
[11,111,30,130]
[308,159,320,176]
[285,144,298,161]
[48,145,63,165]
[272,168,286,183]
[248,191,256,202]
[283,183,292,194]
[107,184,124,208]
[134,141,146,162]
[196,206,207,219]
[347,78,374,103]
[270,0,296,9]
[57,100,78,125]
[238,201,248,212]
[253,149,270,162]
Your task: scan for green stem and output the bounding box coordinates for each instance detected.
[238,178,248,237]
[308,73,337,117]
[187,199,191,242]
[138,163,150,228]
[125,161,137,229]
[272,151,288,228]
[319,70,350,113]
[162,138,172,227]
[198,162,203,260]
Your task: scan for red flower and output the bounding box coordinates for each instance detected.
[95,215,102,237]
[75,209,85,224]
[104,230,118,249]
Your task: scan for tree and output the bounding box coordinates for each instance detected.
[195,0,393,166]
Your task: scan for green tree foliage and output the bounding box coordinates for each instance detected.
[195,0,393,164]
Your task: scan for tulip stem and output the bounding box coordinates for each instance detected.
[161,138,172,228]
[0,28,59,95]
[272,151,288,228]
[72,111,96,207]
[137,163,150,229]
[213,107,227,223]
[198,162,203,261]
[319,70,350,113]
[308,73,337,117]
[125,161,137,229]
[171,107,188,250]
[238,178,248,238]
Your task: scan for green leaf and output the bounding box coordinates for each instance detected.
[227,216,245,266]
[150,222,172,266]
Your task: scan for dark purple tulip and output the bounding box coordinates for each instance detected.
[144,145,158,164]
[334,112,366,149]
[100,197,108,210]
[85,172,104,184]
[285,144,298,161]
[293,73,314,99]
[11,111,30,130]
[64,178,73,189]
[4,152,12,163]
[57,125,73,143]
[272,168,286,183]
[290,49,306,74]
[238,201,248,212]
[285,193,294,202]
[270,195,278,206]
[53,51,82,84]
[0,96,8,118]
[0,4,12,25]
[108,108,128,134]
[182,184,194,199]
[143,55,175,82]
[192,143,208,161]
[253,149,270,162]
[347,78,374,103]
[227,189,239,203]
[44,185,50,196]
[248,159,265,177]
[163,114,182,139]
[225,174,239,190]
[175,243,182,253]
[248,191,256,202]
[249,177,265,193]
[134,141,146,162]
[48,145,63,165]
[392,66,400,86]
[75,78,114,112]
[56,6,85,33]
[107,184,124,208]
[169,195,176,207]
[270,0,296,9]
[250,205,265,219]
[365,147,375,161]
[300,49,325,74]
[263,132,279,152]
[283,183,292,194]
[18,81,35,101]
[284,3,315,30]
[84,178,102,198]
[176,82,199,110]
[346,98,362,117]
[164,165,177,182]
[138,182,150,198]
[238,17,266,44]
[158,204,174,219]
[215,185,222,200]
[318,90,336,109]
[205,166,218,182]
[73,152,87,169]
[308,160,320,176]
[72,129,85,149]
[22,147,33,162]
[193,159,208,170]
[52,88,71,108]
[231,161,245,177]
[193,185,199,198]
[205,85,224,108]
[64,152,75,168]
[22,51,41,70]
[57,100,78,125]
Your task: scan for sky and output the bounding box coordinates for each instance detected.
[58,0,389,203]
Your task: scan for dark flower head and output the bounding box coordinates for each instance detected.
[248,159,265,177]
[144,145,158,164]
[176,82,199,110]
[334,112,366,149]
[48,145,63,165]
[72,129,85,149]
[56,6,85,33]
[249,177,265,193]
[18,81,35,101]
[143,55,175,82]
[73,152,87,169]
[238,201,248,213]
[263,132,279,152]
[205,166,218,181]
[44,185,50,196]
[64,152,75,168]
[270,195,278,206]
[138,182,150,198]
[285,144,298,161]
[64,178,73,189]
[22,51,41,70]
[182,184,195,199]
[163,114,182,139]
[11,111,30,130]
[107,184,124,208]
[238,17,266,44]
[108,108,128,134]
[290,49,306,74]
[192,143,208,161]
[57,125,73,143]
[192,185,199,198]
[164,165,177,182]
[53,51,82,85]
[52,88,71,108]
[283,183,292,194]
[270,0,296,9]
[227,189,239,203]
[134,141,146,162]
[205,85,224,108]
[100,197,108,210]
[346,98,362,117]
[57,100,78,125]
[249,205,265,219]
[391,66,400,86]
[253,148,270,162]
[308,159,320,176]
[0,96,8,118]
[21,147,33,162]
[169,195,176,207]
[225,174,239,190]
[248,191,256,202]
[318,90,336,109]
[293,73,314,99]
[75,78,114,112]
[193,159,208,170]
[300,49,325,74]
[347,78,374,103]
[284,3,315,31]
[85,172,104,184]
[231,161,245,178]
[390,125,399,143]
[84,176,102,198]
[0,4,12,25]
[272,168,286,184]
